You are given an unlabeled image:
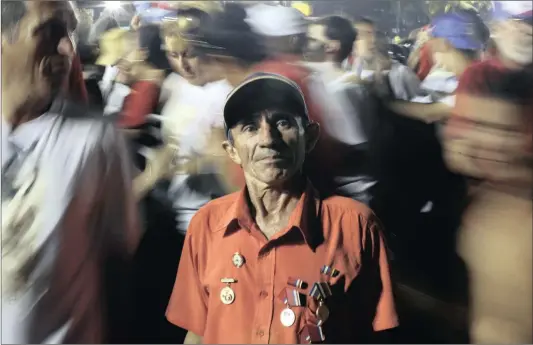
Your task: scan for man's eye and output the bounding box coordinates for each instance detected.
[277,119,291,128]
[242,124,256,132]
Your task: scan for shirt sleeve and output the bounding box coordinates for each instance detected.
[166,215,209,336]
[356,214,399,332]
[118,81,160,128]
[370,219,399,332]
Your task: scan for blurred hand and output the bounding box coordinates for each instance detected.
[130,15,141,31]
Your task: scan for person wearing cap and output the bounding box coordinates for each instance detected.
[96,28,136,103]
[130,5,234,342]
[166,73,398,344]
[443,2,533,342]
[388,10,488,123]
[246,3,309,58]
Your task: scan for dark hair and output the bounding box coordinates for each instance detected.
[197,3,267,66]
[457,48,479,61]
[138,24,171,73]
[1,2,27,41]
[317,15,356,63]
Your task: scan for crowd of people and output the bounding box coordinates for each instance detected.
[1,0,532,344]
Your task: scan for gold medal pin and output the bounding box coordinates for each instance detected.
[220,278,237,305]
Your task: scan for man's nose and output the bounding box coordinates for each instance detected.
[258,120,279,146]
[57,36,74,58]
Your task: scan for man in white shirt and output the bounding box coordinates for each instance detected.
[304,15,378,204]
[1,2,140,343]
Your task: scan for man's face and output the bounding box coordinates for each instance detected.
[354,23,376,59]
[1,2,76,108]
[305,24,328,62]
[224,110,318,186]
[493,19,533,66]
[168,47,216,86]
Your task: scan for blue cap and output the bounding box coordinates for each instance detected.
[431,12,484,50]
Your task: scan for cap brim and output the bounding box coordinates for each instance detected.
[224,74,308,134]
[446,36,483,50]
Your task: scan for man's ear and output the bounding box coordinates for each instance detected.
[305,121,320,153]
[222,139,242,165]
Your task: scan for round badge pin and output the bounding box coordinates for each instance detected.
[220,286,235,305]
[280,308,296,327]
[232,252,244,268]
[316,304,330,326]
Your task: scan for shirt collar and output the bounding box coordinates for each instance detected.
[219,181,322,250]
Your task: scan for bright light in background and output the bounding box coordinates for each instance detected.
[105,1,122,10]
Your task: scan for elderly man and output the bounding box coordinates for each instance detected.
[166,73,398,344]
[1,1,140,343]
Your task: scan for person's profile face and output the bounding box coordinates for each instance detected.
[305,24,328,62]
[224,110,310,186]
[354,23,376,58]
[1,1,76,104]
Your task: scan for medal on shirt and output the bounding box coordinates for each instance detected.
[220,278,236,305]
[309,282,332,301]
[232,252,244,268]
[315,301,330,326]
[287,276,308,290]
[320,265,340,279]
[299,324,325,344]
[280,307,296,327]
[278,288,303,328]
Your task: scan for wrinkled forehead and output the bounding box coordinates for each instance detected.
[24,1,78,31]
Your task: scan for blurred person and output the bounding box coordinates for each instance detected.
[350,18,422,101]
[246,3,308,59]
[444,3,533,343]
[169,3,268,191]
[1,1,140,343]
[102,24,170,170]
[95,28,137,106]
[129,3,235,343]
[389,10,488,124]
[375,10,487,281]
[303,15,377,204]
[133,1,231,201]
[166,73,398,344]
[352,16,377,74]
[407,26,434,81]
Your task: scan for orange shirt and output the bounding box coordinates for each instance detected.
[166,183,398,344]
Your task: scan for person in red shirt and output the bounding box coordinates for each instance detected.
[443,7,533,344]
[114,24,170,129]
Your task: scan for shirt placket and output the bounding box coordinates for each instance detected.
[251,235,276,344]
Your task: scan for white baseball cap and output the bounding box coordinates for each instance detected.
[246,4,308,37]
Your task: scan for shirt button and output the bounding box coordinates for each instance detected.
[259,290,268,298]
[257,330,265,337]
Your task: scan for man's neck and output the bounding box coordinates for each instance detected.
[245,176,305,239]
